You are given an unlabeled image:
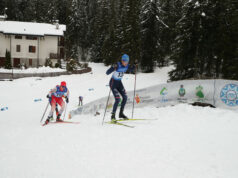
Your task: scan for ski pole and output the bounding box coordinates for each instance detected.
[131,64,137,119]
[102,88,112,125]
[40,102,50,123]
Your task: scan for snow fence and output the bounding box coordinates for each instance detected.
[70,79,238,118]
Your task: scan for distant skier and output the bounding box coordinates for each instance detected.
[79,96,83,106]
[44,81,69,125]
[106,54,136,122]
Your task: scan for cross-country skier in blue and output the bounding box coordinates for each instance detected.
[106,54,136,123]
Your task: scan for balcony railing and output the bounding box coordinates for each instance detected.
[49,53,60,59]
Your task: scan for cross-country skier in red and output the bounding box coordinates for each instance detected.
[44,81,69,125]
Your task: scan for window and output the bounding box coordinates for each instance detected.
[15,35,22,39]
[16,45,21,52]
[26,36,37,40]
[29,46,36,53]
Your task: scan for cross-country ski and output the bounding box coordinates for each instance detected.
[105,121,134,128]
[42,121,80,126]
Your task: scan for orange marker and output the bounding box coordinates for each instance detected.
[135,94,140,104]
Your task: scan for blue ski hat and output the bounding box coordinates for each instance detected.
[121,54,129,62]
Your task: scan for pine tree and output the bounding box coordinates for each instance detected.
[3,0,19,20]
[67,0,94,61]
[101,0,119,65]
[169,0,238,81]
[169,0,207,80]
[55,0,72,25]
[90,9,104,62]
[157,0,184,67]
[91,0,110,63]
[123,0,141,64]
[5,50,12,69]
[214,0,238,79]
[0,1,6,15]
[56,0,73,59]
[140,0,158,72]
[17,0,34,21]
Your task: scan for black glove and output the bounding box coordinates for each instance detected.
[112,63,118,69]
[46,94,50,98]
[66,97,69,103]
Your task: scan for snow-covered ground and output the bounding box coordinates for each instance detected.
[0,63,238,178]
[0,66,66,73]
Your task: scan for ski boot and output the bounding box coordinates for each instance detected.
[119,111,128,120]
[56,114,63,122]
[56,106,59,117]
[111,113,117,123]
[44,116,52,125]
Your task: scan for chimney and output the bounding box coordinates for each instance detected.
[55,20,59,29]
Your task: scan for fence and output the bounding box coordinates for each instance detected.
[70,79,238,118]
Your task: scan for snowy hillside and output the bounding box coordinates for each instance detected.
[0,63,238,178]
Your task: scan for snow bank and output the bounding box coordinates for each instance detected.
[0,66,66,73]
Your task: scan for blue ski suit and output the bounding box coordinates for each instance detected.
[106,62,135,114]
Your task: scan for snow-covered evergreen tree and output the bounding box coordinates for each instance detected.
[169,0,204,80]
[122,0,141,64]
[169,0,238,81]
[140,0,158,72]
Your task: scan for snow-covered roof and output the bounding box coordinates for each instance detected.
[0,21,66,36]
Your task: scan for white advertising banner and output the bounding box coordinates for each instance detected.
[70,79,238,117]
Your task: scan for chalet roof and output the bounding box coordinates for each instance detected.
[0,21,66,36]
